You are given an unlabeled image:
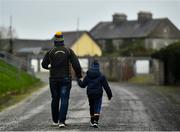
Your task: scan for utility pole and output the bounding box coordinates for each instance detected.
[9,15,13,54]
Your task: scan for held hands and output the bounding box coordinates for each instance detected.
[76,78,82,83]
[76,78,80,85]
[76,78,83,87]
[108,95,112,100]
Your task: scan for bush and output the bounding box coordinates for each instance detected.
[151,41,180,85]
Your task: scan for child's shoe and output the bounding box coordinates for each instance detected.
[93,115,99,128]
[59,122,66,128]
[93,121,99,128]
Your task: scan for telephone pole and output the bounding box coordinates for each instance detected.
[9,15,13,54]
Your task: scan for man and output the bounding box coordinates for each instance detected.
[41,31,82,127]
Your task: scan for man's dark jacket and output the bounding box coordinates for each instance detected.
[78,69,112,99]
[41,45,82,79]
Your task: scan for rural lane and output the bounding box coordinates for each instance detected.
[0,73,180,131]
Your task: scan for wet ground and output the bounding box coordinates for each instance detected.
[0,72,180,131]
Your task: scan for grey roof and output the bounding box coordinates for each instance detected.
[0,31,86,53]
[0,39,52,53]
[13,39,52,51]
[18,47,42,54]
[14,31,86,50]
[63,31,85,47]
[90,18,180,39]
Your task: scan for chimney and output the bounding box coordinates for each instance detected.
[113,13,127,24]
[138,11,153,22]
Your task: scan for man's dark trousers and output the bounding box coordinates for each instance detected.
[49,77,71,123]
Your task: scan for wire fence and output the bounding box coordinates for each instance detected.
[0,51,33,74]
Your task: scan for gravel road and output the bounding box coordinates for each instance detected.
[0,73,180,131]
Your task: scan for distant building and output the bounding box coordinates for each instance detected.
[63,31,102,57]
[90,11,180,52]
[0,31,102,72]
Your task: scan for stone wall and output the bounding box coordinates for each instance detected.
[89,57,163,84]
[152,59,164,85]
[89,57,136,81]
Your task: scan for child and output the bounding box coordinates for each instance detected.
[77,59,112,128]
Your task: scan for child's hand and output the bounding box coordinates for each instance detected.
[76,78,83,87]
[108,95,112,100]
[76,77,83,82]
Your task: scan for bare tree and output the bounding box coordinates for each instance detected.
[0,26,18,39]
[0,26,18,52]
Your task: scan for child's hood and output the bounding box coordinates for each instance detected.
[86,69,101,79]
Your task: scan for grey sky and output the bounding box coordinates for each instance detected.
[0,0,180,39]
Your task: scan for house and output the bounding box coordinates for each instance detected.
[0,39,52,53]
[3,31,102,57]
[0,39,51,72]
[0,31,102,72]
[90,11,180,52]
[63,31,102,72]
[63,31,102,57]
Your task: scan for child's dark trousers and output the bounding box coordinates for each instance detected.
[88,95,102,122]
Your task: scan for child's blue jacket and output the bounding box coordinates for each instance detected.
[78,69,112,99]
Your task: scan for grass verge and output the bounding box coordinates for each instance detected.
[128,74,155,85]
[0,59,46,111]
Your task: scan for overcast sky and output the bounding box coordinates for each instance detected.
[0,0,180,39]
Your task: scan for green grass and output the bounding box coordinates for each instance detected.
[0,59,40,96]
[0,59,44,111]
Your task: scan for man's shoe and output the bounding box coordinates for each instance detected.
[59,122,66,128]
[52,122,59,126]
[90,120,94,127]
[90,116,94,127]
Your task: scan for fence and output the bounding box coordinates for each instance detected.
[0,51,33,74]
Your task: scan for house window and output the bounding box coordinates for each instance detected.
[105,39,114,53]
[163,28,168,33]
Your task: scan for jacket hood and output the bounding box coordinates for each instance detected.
[87,69,101,79]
